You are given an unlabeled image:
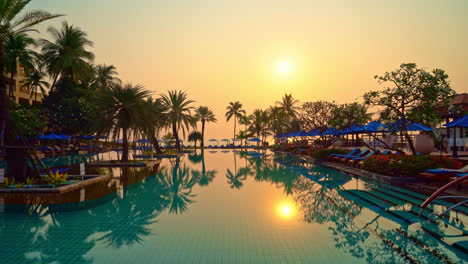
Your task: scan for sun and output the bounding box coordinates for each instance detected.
[277,61,291,74]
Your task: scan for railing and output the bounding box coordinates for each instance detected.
[418,174,468,218]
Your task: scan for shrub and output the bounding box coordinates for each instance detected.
[363,155,462,177]
[311,148,349,160]
[44,171,68,185]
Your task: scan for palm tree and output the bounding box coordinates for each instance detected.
[137,97,168,154]
[248,109,268,141]
[93,83,151,162]
[22,65,50,102]
[4,33,36,97]
[160,90,196,151]
[195,106,217,148]
[267,106,287,136]
[40,21,95,90]
[0,0,62,181]
[92,64,120,90]
[225,101,245,141]
[188,131,202,148]
[277,93,300,119]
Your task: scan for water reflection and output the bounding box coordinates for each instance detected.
[0,151,465,263]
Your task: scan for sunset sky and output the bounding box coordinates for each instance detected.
[28,0,468,140]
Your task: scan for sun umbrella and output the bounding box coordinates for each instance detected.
[59,134,71,139]
[443,115,468,128]
[248,138,261,142]
[321,128,340,136]
[363,121,386,132]
[386,119,433,132]
[339,124,365,135]
[37,134,49,140]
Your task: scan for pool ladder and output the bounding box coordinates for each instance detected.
[419,174,468,219]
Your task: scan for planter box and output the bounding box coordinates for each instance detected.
[0,174,107,194]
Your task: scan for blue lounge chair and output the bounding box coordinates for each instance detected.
[329,148,360,160]
[339,149,370,163]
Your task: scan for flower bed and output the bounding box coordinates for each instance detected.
[362,154,462,177]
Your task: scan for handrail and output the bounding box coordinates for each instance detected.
[418,174,468,216]
[428,200,468,220]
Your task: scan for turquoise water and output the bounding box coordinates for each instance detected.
[0,150,467,263]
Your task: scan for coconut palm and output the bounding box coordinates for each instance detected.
[0,0,62,180]
[137,97,168,154]
[93,83,151,162]
[277,93,300,118]
[195,106,217,148]
[4,33,36,97]
[22,64,50,102]
[267,106,287,135]
[225,101,245,141]
[248,109,268,140]
[188,131,202,148]
[160,90,196,151]
[92,64,120,90]
[40,21,95,90]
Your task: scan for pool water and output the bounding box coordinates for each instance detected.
[0,150,467,263]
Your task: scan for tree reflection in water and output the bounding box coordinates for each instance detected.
[189,150,217,187]
[156,158,198,214]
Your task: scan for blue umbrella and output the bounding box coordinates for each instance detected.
[100,135,109,139]
[306,129,320,137]
[321,128,340,136]
[137,139,149,143]
[37,134,49,140]
[339,124,365,135]
[49,133,62,140]
[248,138,261,142]
[443,115,468,128]
[386,119,433,132]
[363,121,386,132]
[59,134,71,139]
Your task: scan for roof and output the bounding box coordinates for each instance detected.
[438,93,468,117]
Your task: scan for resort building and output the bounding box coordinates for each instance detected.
[438,93,468,150]
[4,64,43,105]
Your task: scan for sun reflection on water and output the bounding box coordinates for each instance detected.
[276,201,297,220]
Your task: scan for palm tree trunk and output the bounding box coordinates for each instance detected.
[233,116,237,141]
[34,86,38,102]
[122,126,129,162]
[0,46,29,181]
[50,74,59,92]
[150,134,163,155]
[201,119,205,148]
[173,121,180,151]
[8,71,15,97]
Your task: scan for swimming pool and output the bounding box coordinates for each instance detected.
[0,150,467,263]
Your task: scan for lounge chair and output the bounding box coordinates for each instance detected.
[338,149,370,163]
[346,150,378,166]
[418,165,468,185]
[329,148,360,161]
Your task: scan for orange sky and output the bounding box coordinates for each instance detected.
[28,0,468,140]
